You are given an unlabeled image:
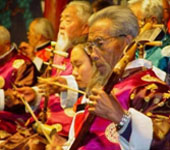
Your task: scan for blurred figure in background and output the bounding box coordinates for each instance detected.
[0,26,38,134]
[19,17,54,72]
[129,0,170,85]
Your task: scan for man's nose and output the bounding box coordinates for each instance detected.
[59,21,65,30]
[90,48,99,62]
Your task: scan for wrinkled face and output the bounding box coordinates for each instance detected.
[88,18,125,75]
[27,21,41,48]
[71,45,93,88]
[59,5,85,42]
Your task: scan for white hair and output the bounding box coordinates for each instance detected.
[128,0,163,23]
[33,18,54,40]
[88,6,139,38]
[67,1,92,23]
[0,26,10,44]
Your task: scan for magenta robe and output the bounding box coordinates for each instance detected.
[72,69,164,150]
[0,48,37,133]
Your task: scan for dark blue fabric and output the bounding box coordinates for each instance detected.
[120,120,132,142]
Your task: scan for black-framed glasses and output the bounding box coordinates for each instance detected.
[85,34,126,55]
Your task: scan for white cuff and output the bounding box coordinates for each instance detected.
[152,66,166,81]
[60,75,78,108]
[125,59,152,70]
[33,57,43,71]
[26,86,42,112]
[0,89,5,110]
[119,108,153,150]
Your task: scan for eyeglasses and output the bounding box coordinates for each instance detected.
[85,35,126,55]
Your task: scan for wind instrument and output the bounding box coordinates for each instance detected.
[12,84,52,144]
[43,41,69,72]
[38,77,86,95]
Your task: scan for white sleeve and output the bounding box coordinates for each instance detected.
[119,108,153,150]
[25,86,43,112]
[152,66,166,81]
[0,89,5,110]
[33,56,43,71]
[60,75,78,108]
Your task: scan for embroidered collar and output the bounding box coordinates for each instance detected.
[35,41,51,52]
[0,43,18,65]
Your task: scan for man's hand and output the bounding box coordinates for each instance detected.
[38,77,67,95]
[19,42,35,60]
[16,87,36,103]
[5,87,35,108]
[88,88,125,124]
[5,89,21,108]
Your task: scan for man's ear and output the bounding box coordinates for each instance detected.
[151,16,158,24]
[125,35,133,45]
[81,24,89,35]
[39,34,47,43]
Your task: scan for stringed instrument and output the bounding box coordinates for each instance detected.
[69,21,162,150]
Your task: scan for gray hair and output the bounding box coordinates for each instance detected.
[32,18,54,40]
[88,6,139,38]
[128,0,163,23]
[67,1,92,23]
[0,26,10,44]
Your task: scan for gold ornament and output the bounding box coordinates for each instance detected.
[13,59,25,69]
[64,108,75,117]
[0,76,5,88]
[141,74,165,84]
[105,122,119,143]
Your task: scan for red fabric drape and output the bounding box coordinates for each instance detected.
[44,0,69,40]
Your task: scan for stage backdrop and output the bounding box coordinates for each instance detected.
[0,0,42,45]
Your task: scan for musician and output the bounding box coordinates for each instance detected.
[0,26,38,134]
[51,1,92,77]
[19,17,54,72]
[128,0,170,71]
[86,6,170,150]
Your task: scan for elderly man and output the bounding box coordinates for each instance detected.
[51,1,91,77]
[128,0,170,74]
[0,26,38,134]
[19,17,54,72]
[47,5,136,150]
[85,5,170,150]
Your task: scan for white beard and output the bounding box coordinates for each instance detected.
[55,31,72,52]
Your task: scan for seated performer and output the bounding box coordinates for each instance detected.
[86,6,170,150]
[19,17,54,72]
[0,26,38,134]
[34,43,94,137]
[51,0,92,77]
[128,0,170,70]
